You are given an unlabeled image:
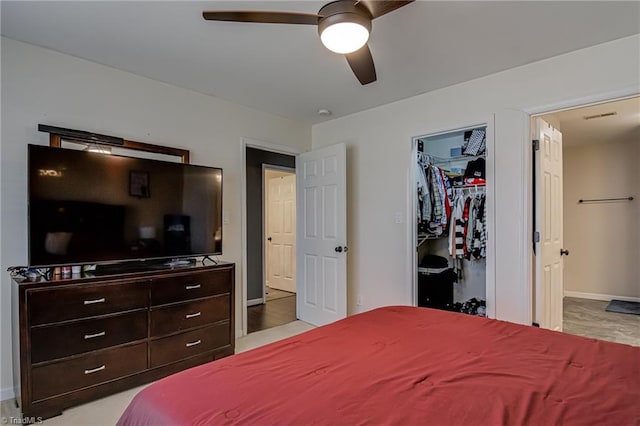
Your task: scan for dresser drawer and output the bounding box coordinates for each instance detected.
[31,310,148,364]
[150,295,230,337]
[151,268,232,306]
[31,342,147,402]
[150,323,230,368]
[29,280,149,326]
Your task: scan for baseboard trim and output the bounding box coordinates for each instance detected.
[1,387,15,402]
[247,298,264,307]
[564,290,640,303]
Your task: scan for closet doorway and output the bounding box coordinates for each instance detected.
[412,123,495,319]
[532,96,639,345]
[245,147,297,334]
[263,167,297,307]
[242,141,348,335]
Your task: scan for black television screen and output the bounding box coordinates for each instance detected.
[28,144,222,267]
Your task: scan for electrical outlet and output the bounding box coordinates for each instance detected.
[394,212,403,224]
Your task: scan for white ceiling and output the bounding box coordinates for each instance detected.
[543,97,640,148]
[2,1,639,124]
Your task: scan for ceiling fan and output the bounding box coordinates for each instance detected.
[202,0,414,85]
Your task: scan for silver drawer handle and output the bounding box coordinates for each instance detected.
[185,312,201,319]
[84,331,106,340]
[84,297,106,305]
[84,365,105,374]
[185,284,201,290]
[185,339,201,347]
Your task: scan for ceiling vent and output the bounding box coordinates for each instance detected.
[583,112,617,120]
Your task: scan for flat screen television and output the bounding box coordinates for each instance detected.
[28,144,223,267]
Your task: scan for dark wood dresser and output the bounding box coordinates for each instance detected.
[11,262,235,420]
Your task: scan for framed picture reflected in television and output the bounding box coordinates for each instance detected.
[129,170,150,198]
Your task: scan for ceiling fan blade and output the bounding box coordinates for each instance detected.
[357,0,414,19]
[202,11,320,25]
[345,44,377,85]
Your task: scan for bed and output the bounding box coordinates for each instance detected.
[118,306,639,425]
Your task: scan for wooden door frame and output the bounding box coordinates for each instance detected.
[240,138,301,337]
[262,165,296,304]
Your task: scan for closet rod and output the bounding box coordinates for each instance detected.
[578,196,633,203]
[452,185,485,192]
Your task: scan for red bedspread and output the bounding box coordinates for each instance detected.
[118,306,639,425]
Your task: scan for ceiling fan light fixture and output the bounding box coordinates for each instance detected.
[320,22,369,54]
[202,0,417,85]
[318,13,371,54]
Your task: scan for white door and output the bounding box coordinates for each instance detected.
[267,173,296,293]
[535,118,564,331]
[296,143,347,326]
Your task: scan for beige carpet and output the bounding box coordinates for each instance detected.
[1,320,314,425]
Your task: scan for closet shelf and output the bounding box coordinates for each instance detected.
[432,154,485,165]
[418,233,446,246]
[452,184,486,189]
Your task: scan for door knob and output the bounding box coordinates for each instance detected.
[267,237,272,242]
[560,248,569,256]
[335,246,343,253]
[343,246,348,253]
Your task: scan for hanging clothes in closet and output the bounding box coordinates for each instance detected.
[417,154,451,237]
[448,190,486,279]
[416,126,489,318]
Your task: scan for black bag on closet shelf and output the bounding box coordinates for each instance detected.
[463,158,485,180]
[420,254,448,269]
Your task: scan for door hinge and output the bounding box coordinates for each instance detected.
[533,231,540,243]
[532,139,540,151]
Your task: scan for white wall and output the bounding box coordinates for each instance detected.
[563,138,640,299]
[312,35,640,323]
[0,37,311,399]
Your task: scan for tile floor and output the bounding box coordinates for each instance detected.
[563,297,640,346]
